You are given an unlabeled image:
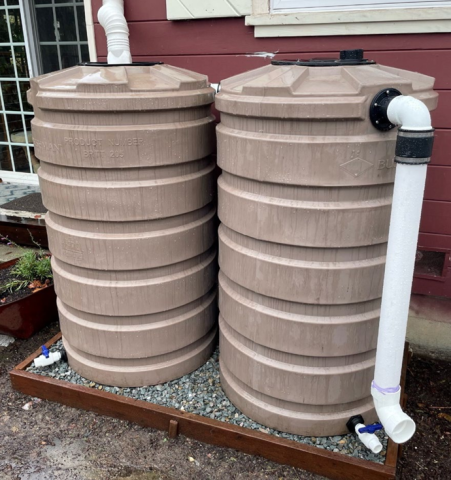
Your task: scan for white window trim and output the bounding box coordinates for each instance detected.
[167,0,252,20]
[248,0,451,36]
[166,0,451,37]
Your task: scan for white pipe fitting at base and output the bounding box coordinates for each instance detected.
[355,423,383,454]
[98,0,132,64]
[371,387,416,444]
[34,351,62,368]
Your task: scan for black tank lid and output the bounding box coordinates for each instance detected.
[271,49,375,67]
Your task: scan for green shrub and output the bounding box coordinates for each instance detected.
[0,233,52,294]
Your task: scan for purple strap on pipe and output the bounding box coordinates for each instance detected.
[372,380,400,395]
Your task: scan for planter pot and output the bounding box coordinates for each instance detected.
[0,259,58,339]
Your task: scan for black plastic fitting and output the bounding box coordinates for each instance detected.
[370,88,402,131]
[395,129,435,165]
[271,49,375,67]
[346,415,365,433]
[60,349,68,363]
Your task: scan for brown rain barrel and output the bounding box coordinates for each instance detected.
[215,53,437,436]
[28,63,217,387]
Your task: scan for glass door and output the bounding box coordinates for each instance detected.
[0,0,35,177]
[35,0,89,73]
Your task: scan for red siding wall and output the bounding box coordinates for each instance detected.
[92,0,451,297]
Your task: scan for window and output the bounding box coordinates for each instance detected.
[0,1,35,175]
[272,0,450,11]
[35,0,89,73]
[166,0,451,37]
[247,0,451,37]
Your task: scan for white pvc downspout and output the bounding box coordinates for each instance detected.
[372,95,435,444]
[98,0,132,64]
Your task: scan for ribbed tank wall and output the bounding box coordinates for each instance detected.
[29,64,218,387]
[215,63,437,436]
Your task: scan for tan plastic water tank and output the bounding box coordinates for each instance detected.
[215,53,437,435]
[29,63,217,387]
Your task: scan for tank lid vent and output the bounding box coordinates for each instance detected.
[271,49,375,67]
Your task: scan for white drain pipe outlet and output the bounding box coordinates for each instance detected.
[98,0,132,64]
[34,351,62,368]
[355,424,383,454]
[372,94,435,444]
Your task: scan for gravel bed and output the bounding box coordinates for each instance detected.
[27,340,388,464]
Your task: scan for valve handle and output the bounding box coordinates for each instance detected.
[358,423,383,434]
[41,345,50,359]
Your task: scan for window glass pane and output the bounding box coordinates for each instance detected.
[12,145,30,173]
[6,113,23,136]
[1,81,19,111]
[41,44,59,73]
[23,114,32,134]
[0,144,13,171]
[77,5,87,41]
[35,1,49,5]
[80,44,89,63]
[36,7,55,42]
[19,82,32,112]
[7,0,19,5]
[8,9,23,42]
[56,7,77,41]
[0,10,9,43]
[14,46,29,77]
[60,44,79,69]
[0,46,14,77]
[0,113,8,141]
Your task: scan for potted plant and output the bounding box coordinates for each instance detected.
[0,238,58,338]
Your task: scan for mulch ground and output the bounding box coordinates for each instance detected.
[397,352,451,479]
[0,322,449,479]
[1,193,46,214]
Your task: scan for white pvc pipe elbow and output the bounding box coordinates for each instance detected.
[355,423,383,454]
[371,388,415,444]
[387,95,432,131]
[98,0,132,64]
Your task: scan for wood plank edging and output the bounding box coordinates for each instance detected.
[10,334,402,480]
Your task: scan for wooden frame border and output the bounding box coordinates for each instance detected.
[10,333,409,480]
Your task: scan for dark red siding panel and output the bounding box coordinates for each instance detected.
[412,268,451,297]
[431,130,451,166]
[420,201,451,235]
[94,22,451,57]
[432,91,451,129]
[425,166,451,202]
[91,0,167,23]
[418,233,451,250]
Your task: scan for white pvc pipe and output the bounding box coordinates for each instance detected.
[372,95,433,444]
[98,0,132,64]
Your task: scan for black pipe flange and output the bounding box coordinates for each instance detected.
[370,88,402,131]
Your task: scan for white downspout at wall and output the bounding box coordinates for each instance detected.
[372,95,435,444]
[98,0,132,64]
[84,0,98,62]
